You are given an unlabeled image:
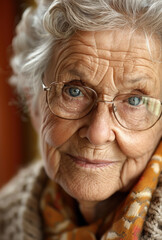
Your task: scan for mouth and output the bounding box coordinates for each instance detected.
[68,154,115,169]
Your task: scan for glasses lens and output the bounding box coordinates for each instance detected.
[47,83,97,119]
[114,94,161,130]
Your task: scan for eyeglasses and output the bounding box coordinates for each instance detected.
[42,80,162,131]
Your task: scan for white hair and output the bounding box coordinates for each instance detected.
[10,0,162,98]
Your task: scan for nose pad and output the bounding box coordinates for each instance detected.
[79,102,115,146]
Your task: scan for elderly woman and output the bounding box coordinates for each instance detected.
[0,0,162,239]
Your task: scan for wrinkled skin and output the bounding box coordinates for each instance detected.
[31,29,162,222]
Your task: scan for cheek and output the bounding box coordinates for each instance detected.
[39,105,81,179]
[39,92,96,149]
[41,117,82,147]
[40,104,77,147]
[116,123,162,158]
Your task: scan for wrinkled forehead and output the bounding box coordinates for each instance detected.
[47,29,162,96]
[56,29,161,60]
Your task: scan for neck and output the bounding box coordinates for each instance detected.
[78,192,127,223]
[79,201,98,223]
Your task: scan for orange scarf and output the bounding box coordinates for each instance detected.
[40,141,162,240]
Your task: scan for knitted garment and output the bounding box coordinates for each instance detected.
[40,141,162,240]
[0,161,46,240]
[0,142,162,240]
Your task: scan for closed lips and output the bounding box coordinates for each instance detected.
[68,154,115,168]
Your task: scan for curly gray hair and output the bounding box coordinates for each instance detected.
[10,0,162,97]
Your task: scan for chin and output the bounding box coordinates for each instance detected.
[57,177,120,202]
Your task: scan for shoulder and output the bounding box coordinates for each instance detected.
[141,171,162,240]
[0,160,47,240]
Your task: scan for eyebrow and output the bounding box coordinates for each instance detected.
[69,69,155,92]
[127,76,154,84]
[69,68,91,79]
[69,71,153,90]
[128,78,142,83]
[126,76,158,96]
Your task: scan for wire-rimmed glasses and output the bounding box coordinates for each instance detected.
[42,80,162,131]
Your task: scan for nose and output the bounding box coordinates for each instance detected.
[79,102,116,146]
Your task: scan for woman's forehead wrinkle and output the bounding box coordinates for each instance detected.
[49,30,161,96]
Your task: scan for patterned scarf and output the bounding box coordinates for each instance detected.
[40,141,162,240]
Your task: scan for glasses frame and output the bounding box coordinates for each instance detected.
[42,79,162,131]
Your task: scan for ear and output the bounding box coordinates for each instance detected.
[29,100,41,134]
[25,91,41,134]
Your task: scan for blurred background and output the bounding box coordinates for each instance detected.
[0,0,38,188]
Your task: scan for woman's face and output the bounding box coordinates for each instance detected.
[37,29,162,202]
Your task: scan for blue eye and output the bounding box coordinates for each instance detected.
[68,87,83,97]
[128,96,141,106]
